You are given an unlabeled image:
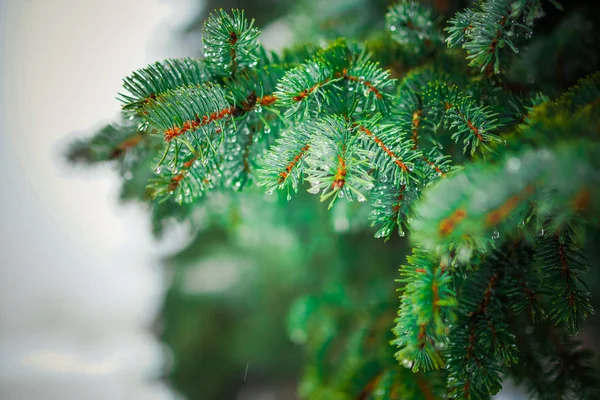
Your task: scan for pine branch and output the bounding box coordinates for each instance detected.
[426,83,504,155]
[410,142,600,260]
[369,181,411,239]
[274,60,337,116]
[258,123,313,197]
[221,113,281,191]
[508,321,600,400]
[148,144,217,204]
[446,97,504,155]
[274,41,396,117]
[142,83,231,142]
[385,1,443,55]
[446,250,517,399]
[118,58,211,111]
[393,249,455,373]
[66,118,162,178]
[202,9,260,77]
[67,120,145,164]
[357,119,422,186]
[502,241,546,323]
[305,116,374,207]
[226,64,288,108]
[534,222,594,334]
[445,0,559,74]
[339,53,396,114]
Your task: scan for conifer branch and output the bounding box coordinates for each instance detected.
[369,182,411,239]
[118,58,211,111]
[258,124,313,196]
[357,122,421,186]
[393,250,455,373]
[509,322,600,400]
[142,83,231,142]
[147,135,220,203]
[534,222,594,334]
[202,9,259,77]
[67,121,145,164]
[305,116,374,207]
[445,0,561,74]
[274,61,337,116]
[410,143,600,258]
[446,250,517,399]
[386,1,443,55]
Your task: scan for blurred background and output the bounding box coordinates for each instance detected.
[1,0,599,399]
[0,0,189,398]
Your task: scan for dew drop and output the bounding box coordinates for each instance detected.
[538,228,545,237]
[518,220,525,228]
[307,186,320,194]
[398,230,405,237]
[266,189,274,195]
[338,191,344,198]
[357,194,366,203]
[154,166,162,173]
[492,230,500,240]
[375,227,391,238]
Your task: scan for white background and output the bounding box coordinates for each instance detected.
[0,0,202,398]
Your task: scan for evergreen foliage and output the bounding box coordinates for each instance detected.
[68,0,600,398]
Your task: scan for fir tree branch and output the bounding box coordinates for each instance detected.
[118,58,211,111]
[445,0,560,74]
[258,123,313,196]
[202,9,260,77]
[357,121,421,186]
[142,83,231,142]
[446,250,517,399]
[386,1,443,55]
[410,142,600,260]
[305,116,374,207]
[393,249,455,372]
[534,222,594,334]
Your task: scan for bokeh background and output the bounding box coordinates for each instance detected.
[0,0,194,398]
